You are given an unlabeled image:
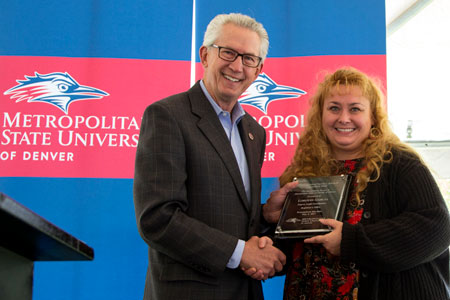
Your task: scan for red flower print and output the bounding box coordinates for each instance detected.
[338,273,356,295]
[344,160,357,171]
[321,265,333,289]
[347,208,363,225]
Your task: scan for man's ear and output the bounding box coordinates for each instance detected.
[199,46,208,67]
[252,62,263,80]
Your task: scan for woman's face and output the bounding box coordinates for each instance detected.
[322,85,373,160]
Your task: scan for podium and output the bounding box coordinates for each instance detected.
[0,193,94,300]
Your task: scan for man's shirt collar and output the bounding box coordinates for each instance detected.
[200,80,245,123]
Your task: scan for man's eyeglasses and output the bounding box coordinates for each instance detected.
[211,44,262,68]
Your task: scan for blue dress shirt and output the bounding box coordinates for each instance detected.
[200,80,249,269]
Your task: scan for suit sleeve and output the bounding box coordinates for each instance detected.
[133,102,238,277]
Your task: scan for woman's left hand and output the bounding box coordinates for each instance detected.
[304,219,343,256]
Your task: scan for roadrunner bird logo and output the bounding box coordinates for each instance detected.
[239,73,306,114]
[4,72,109,114]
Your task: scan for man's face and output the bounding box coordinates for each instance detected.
[200,23,263,112]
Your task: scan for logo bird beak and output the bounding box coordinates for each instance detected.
[271,84,305,95]
[73,85,109,96]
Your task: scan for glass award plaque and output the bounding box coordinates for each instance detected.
[274,175,352,239]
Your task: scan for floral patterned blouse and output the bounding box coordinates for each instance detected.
[284,159,366,300]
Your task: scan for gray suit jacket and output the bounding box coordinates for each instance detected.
[133,81,266,300]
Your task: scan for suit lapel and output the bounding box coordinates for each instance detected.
[188,82,250,211]
[238,115,261,213]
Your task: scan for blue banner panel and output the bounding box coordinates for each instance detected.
[195,0,386,59]
[195,2,386,299]
[0,0,193,60]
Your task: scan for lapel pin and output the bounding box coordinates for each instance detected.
[248,133,254,140]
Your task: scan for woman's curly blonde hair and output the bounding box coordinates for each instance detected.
[279,67,419,204]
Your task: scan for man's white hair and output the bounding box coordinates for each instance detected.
[202,13,269,61]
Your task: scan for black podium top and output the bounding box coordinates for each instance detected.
[0,193,94,261]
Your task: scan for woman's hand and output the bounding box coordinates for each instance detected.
[304,219,343,256]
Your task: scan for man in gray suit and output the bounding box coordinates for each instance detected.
[133,13,285,300]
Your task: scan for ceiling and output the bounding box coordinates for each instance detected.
[385,0,450,141]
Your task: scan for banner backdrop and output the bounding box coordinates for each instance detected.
[0,1,385,299]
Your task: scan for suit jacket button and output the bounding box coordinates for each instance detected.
[363,211,371,219]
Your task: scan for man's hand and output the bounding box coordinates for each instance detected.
[240,236,286,280]
[241,236,274,280]
[263,181,299,223]
[304,219,343,256]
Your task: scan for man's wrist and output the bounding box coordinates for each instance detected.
[227,239,245,269]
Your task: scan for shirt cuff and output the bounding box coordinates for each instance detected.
[226,239,245,269]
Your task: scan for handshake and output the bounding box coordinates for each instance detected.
[239,236,286,281]
[238,181,301,280]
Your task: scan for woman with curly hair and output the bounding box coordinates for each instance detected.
[261,67,450,299]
